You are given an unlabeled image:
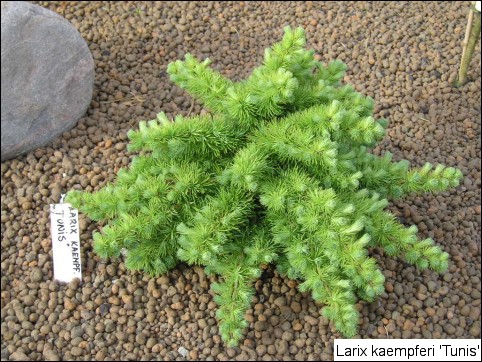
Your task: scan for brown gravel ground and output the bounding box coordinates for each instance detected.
[1,1,481,361]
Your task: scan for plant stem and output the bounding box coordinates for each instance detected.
[456,8,481,86]
[461,3,475,63]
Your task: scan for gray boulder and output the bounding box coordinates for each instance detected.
[1,1,94,161]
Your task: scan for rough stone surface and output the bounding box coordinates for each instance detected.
[0,1,94,161]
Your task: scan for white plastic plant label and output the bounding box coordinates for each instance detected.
[50,198,82,283]
[475,1,481,12]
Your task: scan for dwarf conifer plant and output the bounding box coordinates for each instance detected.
[66,27,462,346]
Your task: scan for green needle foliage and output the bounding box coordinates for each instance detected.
[66,27,463,346]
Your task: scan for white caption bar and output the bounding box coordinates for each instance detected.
[334,339,481,361]
[50,202,82,283]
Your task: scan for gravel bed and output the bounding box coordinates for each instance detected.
[1,1,481,361]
